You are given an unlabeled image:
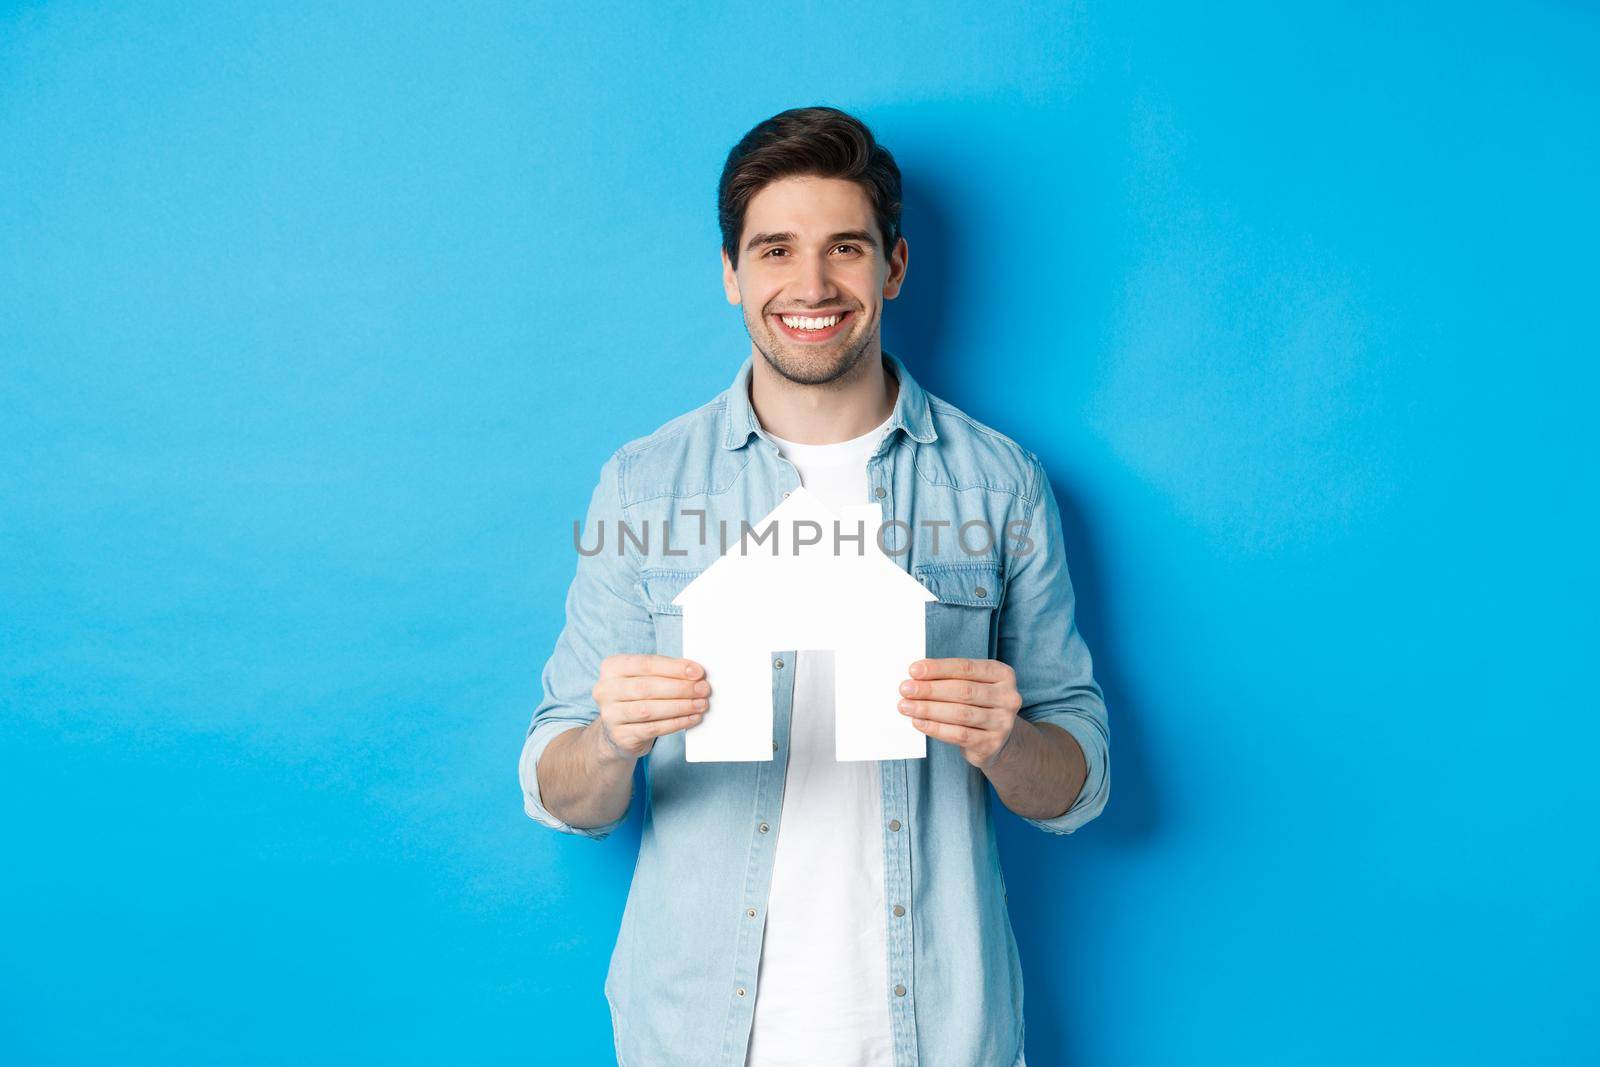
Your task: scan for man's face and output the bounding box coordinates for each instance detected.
[722,175,908,387]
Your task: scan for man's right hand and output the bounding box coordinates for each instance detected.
[591,654,711,762]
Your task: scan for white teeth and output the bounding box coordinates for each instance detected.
[779,313,841,330]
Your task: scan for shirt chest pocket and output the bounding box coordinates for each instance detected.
[636,568,700,660]
[914,561,1004,663]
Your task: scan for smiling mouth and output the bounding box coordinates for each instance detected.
[770,309,854,342]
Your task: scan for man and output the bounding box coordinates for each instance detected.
[519,106,1109,1067]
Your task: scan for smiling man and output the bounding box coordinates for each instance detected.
[519,106,1110,1067]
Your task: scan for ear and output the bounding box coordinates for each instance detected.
[721,247,742,305]
[882,236,909,300]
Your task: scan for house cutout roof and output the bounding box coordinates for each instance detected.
[672,485,936,763]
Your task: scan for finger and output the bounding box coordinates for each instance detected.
[897,699,995,729]
[909,657,1009,683]
[612,675,711,702]
[604,654,705,680]
[908,716,982,748]
[899,677,1004,707]
[631,711,706,738]
[614,697,709,724]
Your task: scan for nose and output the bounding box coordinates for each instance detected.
[793,249,838,304]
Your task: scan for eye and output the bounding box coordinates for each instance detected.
[833,243,862,255]
[764,247,789,258]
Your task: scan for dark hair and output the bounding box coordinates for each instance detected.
[718,106,902,270]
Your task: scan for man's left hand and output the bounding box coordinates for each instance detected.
[898,658,1023,769]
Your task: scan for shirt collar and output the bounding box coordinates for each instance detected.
[720,349,938,451]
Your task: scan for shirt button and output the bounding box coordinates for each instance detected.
[737,986,747,997]
[759,822,770,833]
[782,491,790,498]
[873,486,886,499]
[746,907,757,917]
[892,904,905,917]
[772,740,779,751]
[888,819,901,831]
[773,658,784,670]
[894,984,906,997]
[974,586,988,598]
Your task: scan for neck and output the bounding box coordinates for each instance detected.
[748,346,898,445]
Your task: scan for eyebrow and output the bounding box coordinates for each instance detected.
[743,229,879,252]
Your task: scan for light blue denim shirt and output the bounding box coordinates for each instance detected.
[519,351,1109,1067]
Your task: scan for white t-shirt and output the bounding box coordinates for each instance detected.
[744,412,896,1067]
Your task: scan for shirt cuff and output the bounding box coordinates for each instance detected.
[1019,708,1109,836]
[520,719,628,840]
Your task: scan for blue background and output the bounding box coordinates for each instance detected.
[3,2,1595,1063]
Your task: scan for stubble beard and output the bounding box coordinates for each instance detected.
[748,307,875,388]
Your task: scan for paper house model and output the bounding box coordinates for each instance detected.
[673,485,937,763]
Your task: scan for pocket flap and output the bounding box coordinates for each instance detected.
[637,568,702,616]
[913,561,1004,608]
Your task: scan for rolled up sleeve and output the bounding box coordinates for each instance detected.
[518,450,654,840]
[997,453,1111,836]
